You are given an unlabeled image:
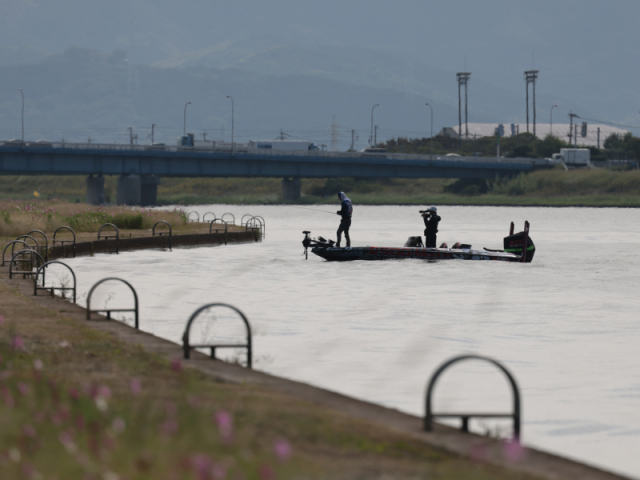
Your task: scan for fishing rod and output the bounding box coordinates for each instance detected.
[289,205,336,215]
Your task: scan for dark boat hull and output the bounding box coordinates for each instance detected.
[312,246,525,262]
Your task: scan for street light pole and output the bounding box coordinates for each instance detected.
[183,101,191,136]
[227,95,234,157]
[425,103,433,160]
[151,123,156,144]
[550,105,557,136]
[17,88,24,144]
[370,104,379,147]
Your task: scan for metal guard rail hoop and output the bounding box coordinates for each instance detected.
[97,223,119,254]
[34,261,77,303]
[254,216,266,237]
[26,229,49,262]
[152,220,172,251]
[14,234,39,257]
[53,226,77,258]
[187,211,199,223]
[202,212,216,223]
[221,212,235,225]
[2,240,29,266]
[209,219,228,245]
[240,214,253,225]
[86,277,139,329]
[424,354,521,441]
[182,303,252,368]
[9,249,45,280]
[246,216,264,240]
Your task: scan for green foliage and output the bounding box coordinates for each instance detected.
[112,214,144,229]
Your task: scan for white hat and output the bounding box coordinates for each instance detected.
[428,206,437,213]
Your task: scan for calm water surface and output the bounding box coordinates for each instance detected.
[57,205,640,478]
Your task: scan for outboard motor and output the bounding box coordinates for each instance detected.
[503,221,535,263]
[404,236,424,248]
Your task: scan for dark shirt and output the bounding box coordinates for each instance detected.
[423,214,441,235]
[339,198,353,219]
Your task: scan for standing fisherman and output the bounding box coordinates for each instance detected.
[336,191,353,248]
[422,206,441,248]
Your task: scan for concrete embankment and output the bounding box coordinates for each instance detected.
[0,232,630,480]
[47,229,260,260]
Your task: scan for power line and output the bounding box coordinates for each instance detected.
[572,115,640,131]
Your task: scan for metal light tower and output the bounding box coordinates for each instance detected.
[227,95,234,157]
[183,101,191,136]
[370,104,379,147]
[550,105,557,136]
[456,73,471,142]
[425,103,433,160]
[524,70,539,135]
[17,88,24,144]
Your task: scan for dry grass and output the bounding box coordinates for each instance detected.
[0,200,187,238]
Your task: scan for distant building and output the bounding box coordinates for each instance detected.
[437,123,628,148]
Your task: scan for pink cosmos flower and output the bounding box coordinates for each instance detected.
[129,378,142,395]
[17,382,31,396]
[503,440,525,462]
[33,359,43,371]
[0,315,4,324]
[215,411,233,440]
[273,438,292,461]
[170,358,183,373]
[11,336,24,351]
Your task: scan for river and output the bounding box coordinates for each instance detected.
[54,205,640,478]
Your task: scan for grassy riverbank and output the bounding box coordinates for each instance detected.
[0,277,544,479]
[2,168,640,206]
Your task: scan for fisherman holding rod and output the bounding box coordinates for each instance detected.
[336,191,353,248]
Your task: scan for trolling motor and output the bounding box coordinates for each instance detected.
[302,231,335,259]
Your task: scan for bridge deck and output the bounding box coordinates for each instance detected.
[0,143,552,179]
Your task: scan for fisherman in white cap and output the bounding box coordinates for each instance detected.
[421,206,441,248]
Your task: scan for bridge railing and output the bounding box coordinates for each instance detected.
[2,142,552,166]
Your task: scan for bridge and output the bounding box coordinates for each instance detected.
[0,142,552,205]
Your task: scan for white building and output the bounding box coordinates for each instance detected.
[438,123,628,148]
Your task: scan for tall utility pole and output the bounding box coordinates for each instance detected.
[128,127,134,146]
[330,115,338,151]
[227,95,234,157]
[350,129,355,151]
[568,111,579,147]
[549,105,557,136]
[456,72,471,143]
[17,88,24,145]
[374,125,378,146]
[151,124,156,144]
[524,70,539,135]
[425,103,433,160]
[597,127,601,149]
[370,104,379,147]
[183,101,191,136]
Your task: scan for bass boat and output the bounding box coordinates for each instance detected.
[302,221,535,263]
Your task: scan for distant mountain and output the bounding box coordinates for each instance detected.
[0,0,638,133]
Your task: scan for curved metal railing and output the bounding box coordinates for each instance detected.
[97,223,119,254]
[34,261,77,303]
[202,212,216,223]
[9,249,45,280]
[182,303,252,368]
[152,220,172,251]
[209,219,228,245]
[187,211,200,223]
[424,354,521,441]
[86,277,139,329]
[53,226,76,258]
[221,213,235,225]
[2,240,29,266]
[26,229,49,262]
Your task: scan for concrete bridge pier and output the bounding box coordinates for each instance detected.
[282,177,302,201]
[86,174,105,205]
[141,176,160,206]
[116,174,160,205]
